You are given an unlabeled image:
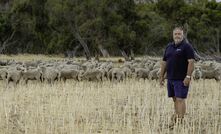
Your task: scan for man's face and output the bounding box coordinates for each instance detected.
[173,29,184,44]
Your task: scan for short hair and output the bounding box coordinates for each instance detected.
[173,26,184,32]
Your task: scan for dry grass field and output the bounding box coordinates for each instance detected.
[0,55,220,134]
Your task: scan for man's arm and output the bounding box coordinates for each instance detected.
[186,59,194,77]
[183,59,194,86]
[160,60,167,78]
[160,44,168,86]
[160,60,166,86]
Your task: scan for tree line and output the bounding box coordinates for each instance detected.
[0,0,220,59]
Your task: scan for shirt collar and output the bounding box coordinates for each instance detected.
[173,39,185,48]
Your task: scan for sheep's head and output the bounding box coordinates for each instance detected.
[194,66,202,72]
[77,70,85,81]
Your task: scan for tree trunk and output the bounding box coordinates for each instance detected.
[0,30,16,54]
[130,49,135,60]
[73,44,80,57]
[74,32,91,60]
[98,45,109,58]
[67,18,91,60]
[216,29,220,55]
[120,50,130,61]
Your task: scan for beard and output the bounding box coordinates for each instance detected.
[174,38,183,44]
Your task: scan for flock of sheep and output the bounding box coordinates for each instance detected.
[0,58,221,86]
[193,60,221,81]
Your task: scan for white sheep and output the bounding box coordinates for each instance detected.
[109,68,125,82]
[21,67,42,84]
[59,69,81,82]
[121,67,132,78]
[81,69,104,81]
[7,68,23,85]
[134,68,150,79]
[192,66,203,80]
[41,66,60,84]
[201,68,221,81]
[0,68,8,81]
[148,68,161,80]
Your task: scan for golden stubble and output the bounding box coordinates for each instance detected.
[0,79,220,134]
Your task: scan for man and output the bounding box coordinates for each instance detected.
[160,27,195,127]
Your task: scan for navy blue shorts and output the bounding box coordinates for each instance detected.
[167,79,189,99]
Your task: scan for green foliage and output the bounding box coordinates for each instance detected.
[0,0,220,55]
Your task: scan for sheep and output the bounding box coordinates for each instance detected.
[192,66,203,80]
[82,62,96,71]
[199,60,217,70]
[131,62,142,68]
[134,68,150,79]
[23,60,41,68]
[98,62,113,71]
[95,62,113,80]
[148,68,161,80]
[102,62,113,78]
[64,60,81,66]
[95,67,109,80]
[6,68,23,85]
[123,61,133,69]
[7,60,17,66]
[41,67,60,84]
[194,61,221,81]
[82,59,98,71]
[108,68,125,82]
[107,68,115,80]
[0,60,7,66]
[121,67,132,78]
[112,70,125,82]
[0,68,8,81]
[152,61,161,70]
[111,70,125,82]
[80,69,104,81]
[56,64,82,71]
[144,60,156,70]
[59,69,82,82]
[21,67,43,84]
[105,62,113,70]
[201,68,221,81]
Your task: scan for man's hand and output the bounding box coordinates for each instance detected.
[159,77,165,87]
[160,60,166,87]
[183,77,191,87]
[183,59,194,87]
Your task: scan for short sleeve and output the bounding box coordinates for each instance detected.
[162,44,170,61]
[163,49,167,61]
[185,44,195,60]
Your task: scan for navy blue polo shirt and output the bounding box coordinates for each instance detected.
[163,40,195,80]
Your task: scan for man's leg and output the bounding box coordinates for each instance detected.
[172,97,176,113]
[167,80,177,129]
[173,80,189,118]
[175,97,186,118]
[170,80,189,128]
[167,80,177,113]
[169,97,177,129]
[170,97,185,129]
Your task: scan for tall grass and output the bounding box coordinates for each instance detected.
[0,79,220,134]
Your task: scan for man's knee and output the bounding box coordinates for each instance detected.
[175,97,185,103]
